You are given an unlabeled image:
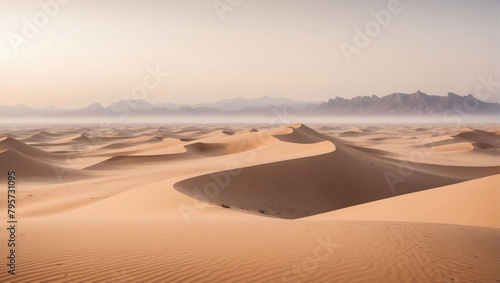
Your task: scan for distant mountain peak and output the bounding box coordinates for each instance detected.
[86,103,104,109]
[317,92,499,115]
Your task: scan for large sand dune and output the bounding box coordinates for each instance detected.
[174,124,500,219]
[0,123,498,282]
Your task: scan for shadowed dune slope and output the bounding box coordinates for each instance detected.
[85,152,197,170]
[455,129,500,147]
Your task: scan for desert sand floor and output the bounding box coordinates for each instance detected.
[0,123,499,282]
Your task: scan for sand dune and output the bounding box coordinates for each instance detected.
[311,174,500,228]
[20,131,54,142]
[85,151,197,170]
[0,137,92,181]
[185,142,236,156]
[272,123,328,143]
[72,132,125,144]
[174,124,500,219]
[0,137,61,160]
[455,129,500,147]
[0,217,496,283]
[432,142,475,152]
[0,123,499,282]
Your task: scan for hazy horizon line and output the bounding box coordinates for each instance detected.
[0,90,494,109]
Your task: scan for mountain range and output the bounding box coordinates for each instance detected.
[0,91,498,118]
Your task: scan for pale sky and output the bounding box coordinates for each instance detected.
[0,0,499,108]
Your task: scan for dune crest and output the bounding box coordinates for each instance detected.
[174,124,500,219]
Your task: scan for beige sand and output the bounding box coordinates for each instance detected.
[0,123,499,282]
